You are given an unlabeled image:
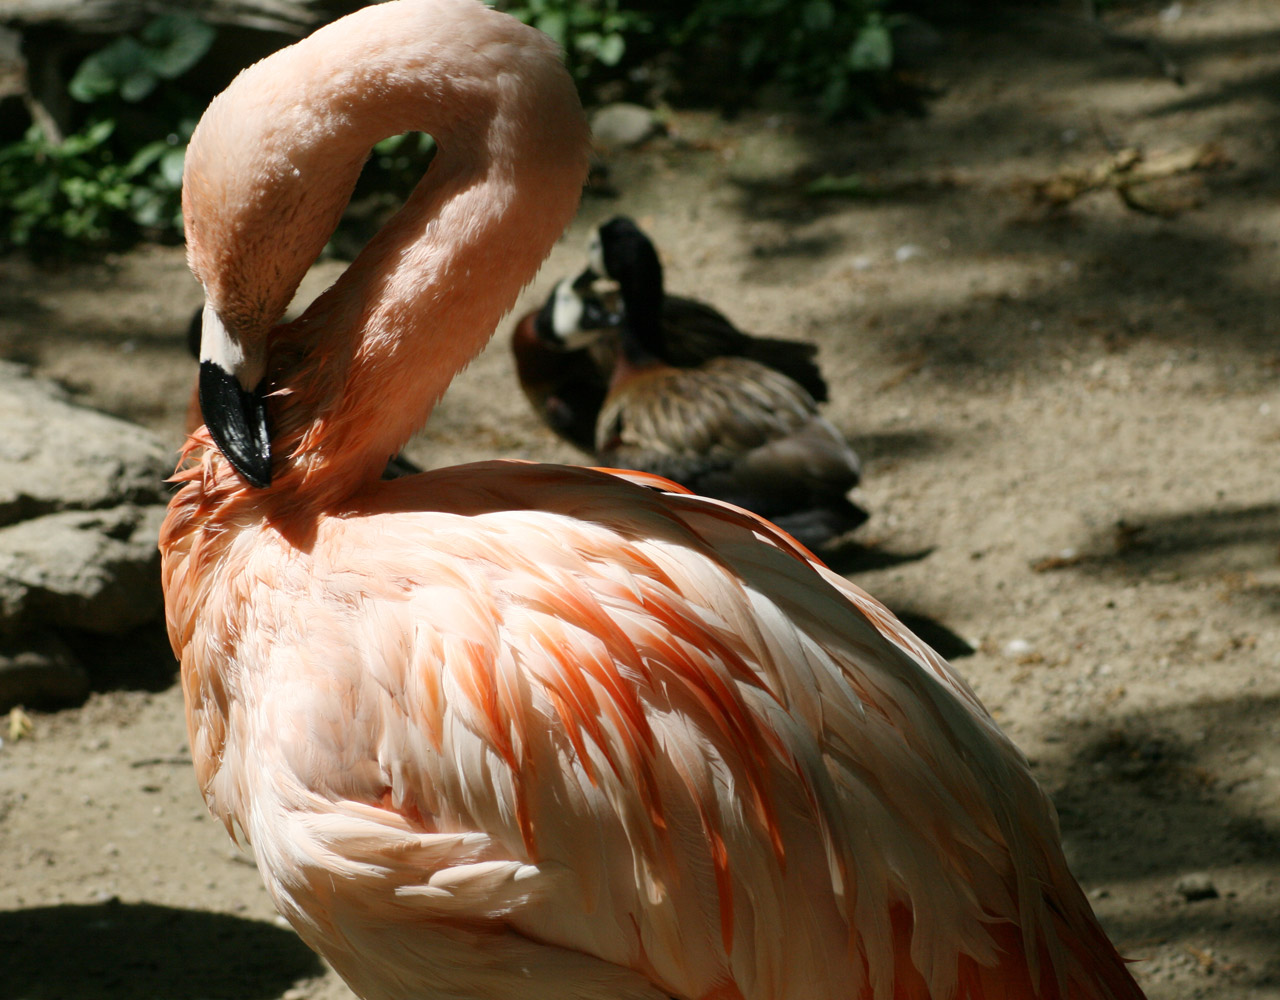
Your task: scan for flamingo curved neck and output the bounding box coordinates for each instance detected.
[182,0,589,505]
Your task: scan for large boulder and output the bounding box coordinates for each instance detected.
[0,360,168,525]
[0,362,172,709]
[0,505,167,636]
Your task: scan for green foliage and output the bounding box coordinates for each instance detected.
[0,117,192,249]
[0,1,913,254]
[0,15,209,252]
[678,0,902,117]
[498,0,651,82]
[69,13,215,104]
[371,131,438,186]
[0,120,125,246]
[496,0,907,117]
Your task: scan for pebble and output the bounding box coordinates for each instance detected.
[1003,638,1034,657]
[589,103,661,150]
[1174,872,1219,902]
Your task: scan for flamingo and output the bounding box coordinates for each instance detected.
[161,2,1148,999]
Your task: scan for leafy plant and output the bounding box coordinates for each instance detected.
[494,0,907,117]
[677,0,902,117]
[497,0,651,83]
[122,121,195,232]
[68,13,215,104]
[0,15,211,251]
[0,116,195,248]
[0,120,128,247]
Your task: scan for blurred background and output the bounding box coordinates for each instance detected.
[0,1,1277,998]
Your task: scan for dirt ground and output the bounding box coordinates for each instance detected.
[2,1,1279,997]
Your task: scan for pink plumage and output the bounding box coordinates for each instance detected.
[161,2,1148,999]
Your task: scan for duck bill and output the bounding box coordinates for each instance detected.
[197,303,272,489]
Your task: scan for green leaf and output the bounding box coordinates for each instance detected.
[140,13,216,79]
[848,20,893,71]
[130,187,167,228]
[802,1,833,32]
[77,118,118,151]
[159,146,186,187]
[118,68,159,103]
[535,10,567,47]
[596,32,625,66]
[125,139,168,177]
[69,37,148,101]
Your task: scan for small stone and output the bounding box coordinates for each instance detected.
[589,103,662,150]
[1175,872,1219,902]
[1003,638,1034,658]
[894,244,924,263]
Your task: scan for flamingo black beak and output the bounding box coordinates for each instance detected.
[197,303,272,489]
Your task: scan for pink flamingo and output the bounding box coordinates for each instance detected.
[161,2,1147,998]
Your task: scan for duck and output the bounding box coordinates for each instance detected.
[558,225,867,546]
[587,216,829,402]
[509,271,616,452]
[162,3,1149,1000]
[511,217,834,453]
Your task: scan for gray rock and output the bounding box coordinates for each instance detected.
[0,633,88,710]
[589,103,662,150]
[0,504,166,637]
[1174,872,1219,902]
[0,361,169,527]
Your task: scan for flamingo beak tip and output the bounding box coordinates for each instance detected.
[198,360,273,489]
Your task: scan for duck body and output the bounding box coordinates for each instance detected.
[512,218,829,452]
[596,353,866,543]
[587,217,830,403]
[579,218,865,545]
[648,292,829,403]
[163,3,1148,999]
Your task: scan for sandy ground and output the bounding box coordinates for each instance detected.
[2,1,1279,996]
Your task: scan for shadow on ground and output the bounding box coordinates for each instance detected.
[1041,692,1280,982]
[0,900,324,1000]
[1036,501,1280,615]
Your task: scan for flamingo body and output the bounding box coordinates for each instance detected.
[167,459,1141,1000]
[162,3,1147,999]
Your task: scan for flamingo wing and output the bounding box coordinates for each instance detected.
[202,462,1136,1000]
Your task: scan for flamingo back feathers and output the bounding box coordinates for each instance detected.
[166,459,1142,1000]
